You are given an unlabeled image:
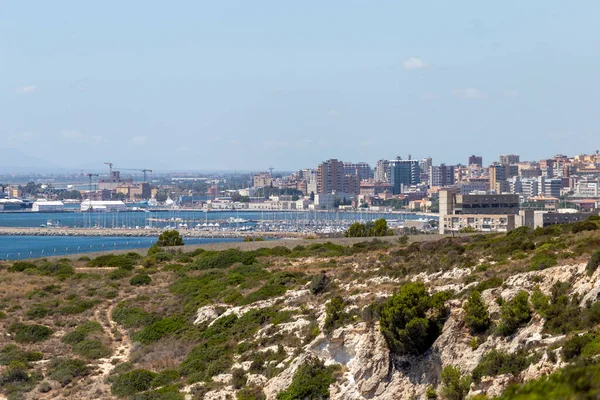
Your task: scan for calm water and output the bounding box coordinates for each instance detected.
[0,236,242,261]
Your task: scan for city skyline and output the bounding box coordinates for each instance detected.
[3,2,600,170]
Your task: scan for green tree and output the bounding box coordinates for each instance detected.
[463,291,490,334]
[156,230,184,247]
[497,291,531,336]
[379,282,449,355]
[345,222,368,238]
[369,218,391,237]
[440,365,471,400]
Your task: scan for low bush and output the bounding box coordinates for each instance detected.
[463,291,490,334]
[529,252,557,271]
[112,304,160,329]
[472,349,535,383]
[440,365,471,400]
[62,321,103,345]
[309,273,329,295]
[9,323,53,343]
[88,253,140,269]
[276,359,338,400]
[237,386,266,400]
[379,282,450,355]
[562,331,600,362]
[0,345,43,366]
[134,316,188,344]
[130,274,152,286]
[587,249,600,276]
[111,369,157,397]
[493,360,600,399]
[474,277,503,293]
[571,220,598,234]
[73,339,111,359]
[324,296,350,334]
[190,249,256,270]
[108,267,133,280]
[496,291,531,336]
[47,358,89,386]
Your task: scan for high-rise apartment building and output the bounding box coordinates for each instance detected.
[317,159,360,195]
[499,154,520,164]
[374,159,391,182]
[428,164,455,187]
[317,159,345,194]
[489,163,508,193]
[343,162,373,181]
[389,159,420,194]
[468,155,483,167]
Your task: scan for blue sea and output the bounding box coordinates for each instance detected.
[0,236,242,261]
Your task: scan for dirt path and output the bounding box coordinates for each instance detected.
[95,295,134,377]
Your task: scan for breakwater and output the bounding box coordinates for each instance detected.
[0,227,310,239]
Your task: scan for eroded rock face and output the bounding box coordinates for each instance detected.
[197,262,600,399]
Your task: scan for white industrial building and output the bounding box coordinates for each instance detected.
[32,200,65,212]
[80,200,126,212]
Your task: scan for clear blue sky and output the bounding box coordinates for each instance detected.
[2,1,599,172]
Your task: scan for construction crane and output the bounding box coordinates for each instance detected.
[115,167,153,182]
[104,162,113,175]
[86,173,99,199]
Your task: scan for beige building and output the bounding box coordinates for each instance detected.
[439,189,519,233]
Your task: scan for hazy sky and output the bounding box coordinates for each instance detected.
[2,1,600,171]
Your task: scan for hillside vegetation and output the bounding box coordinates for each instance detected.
[1,219,600,399]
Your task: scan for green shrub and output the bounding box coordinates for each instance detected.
[440,365,471,400]
[111,369,157,397]
[134,317,187,344]
[151,369,180,388]
[463,291,490,334]
[571,220,598,233]
[0,345,43,366]
[112,304,159,329]
[73,339,111,359]
[25,305,51,319]
[47,358,89,386]
[562,331,600,361]
[587,250,600,276]
[474,277,503,292]
[8,261,37,272]
[59,298,99,315]
[496,291,531,336]
[529,252,557,271]
[190,249,256,270]
[309,273,329,295]
[231,368,247,389]
[108,267,132,280]
[379,282,449,355]
[88,253,139,269]
[0,361,37,395]
[276,359,338,400]
[472,349,534,383]
[324,296,350,334]
[237,386,266,400]
[130,274,152,286]
[493,360,600,399]
[9,323,53,343]
[156,230,185,247]
[62,321,103,345]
